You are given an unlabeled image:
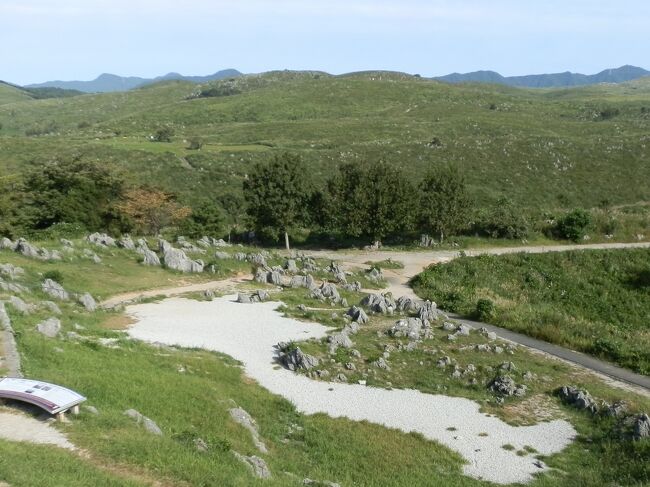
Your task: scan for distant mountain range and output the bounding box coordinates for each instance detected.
[26,69,242,93]
[435,65,649,88]
[22,65,650,93]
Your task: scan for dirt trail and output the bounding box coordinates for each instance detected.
[100,274,253,308]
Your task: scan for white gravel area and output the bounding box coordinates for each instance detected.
[0,411,74,449]
[126,296,576,484]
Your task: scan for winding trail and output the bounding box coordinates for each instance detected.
[100,241,650,393]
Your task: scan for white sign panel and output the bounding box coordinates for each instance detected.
[0,378,86,414]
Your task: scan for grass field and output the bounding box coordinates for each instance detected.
[412,248,650,374]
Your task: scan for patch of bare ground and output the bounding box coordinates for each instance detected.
[100,314,136,330]
[500,394,565,426]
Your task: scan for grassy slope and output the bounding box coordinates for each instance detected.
[1,245,484,487]
[412,248,650,373]
[0,82,33,106]
[0,73,649,211]
[1,243,649,485]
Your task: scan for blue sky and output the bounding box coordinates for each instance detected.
[1,0,648,85]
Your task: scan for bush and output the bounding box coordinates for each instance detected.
[556,209,591,241]
[475,298,496,321]
[474,197,529,240]
[152,127,174,142]
[43,270,63,283]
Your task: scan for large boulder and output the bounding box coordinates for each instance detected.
[248,253,268,268]
[290,274,316,290]
[360,293,395,313]
[419,300,445,322]
[346,305,368,324]
[320,283,340,301]
[163,247,204,273]
[14,238,41,259]
[42,279,70,301]
[36,318,61,338]
[279,345,319,371]
[396,296,422,313]
[556,386,598,414]
[140,249,161,266]
[0,237,15,250]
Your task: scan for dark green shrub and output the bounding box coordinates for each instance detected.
[475,298,496,321]
[152,127,174,142]
[557,209,591,241]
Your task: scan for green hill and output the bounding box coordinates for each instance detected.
[1,71,649,211]
[0,81,34,105]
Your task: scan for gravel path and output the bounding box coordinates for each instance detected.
[126,296,576,485]
[0,410,74,449]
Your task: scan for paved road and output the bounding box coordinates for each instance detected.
[308,242,650,392]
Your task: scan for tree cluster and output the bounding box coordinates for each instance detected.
[243,154,473,247]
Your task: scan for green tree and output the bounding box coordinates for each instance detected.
[418,165,472,243]
[21,157,126,232]
[325,162,415,244]
[180,199,225,238]
[243,153,311,250]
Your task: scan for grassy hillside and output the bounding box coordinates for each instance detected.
[412,248,650,373]
[0,72,649,212]
[0,82,34,105]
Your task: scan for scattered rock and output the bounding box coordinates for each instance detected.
[214,251,230,260]
[87,233,116,247]
[489,376,527,397]
[0,263,24,280]
[8,296,31,314]
[40,301,62,315]
[124,409,163,435]
[42,279,69,301]
[118,235,136,250]
[229,407,268,453]
[604,400,628,418]
[373,357,390,370]
[328,332,353,353]
[284,259,299,274]
[36,318,61,338]
[83,405,99,415]
[633,413,650,440]
[232,451,271,479]
[388,317,426,340]
[366,267,383,282]
[77,293,97,312]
